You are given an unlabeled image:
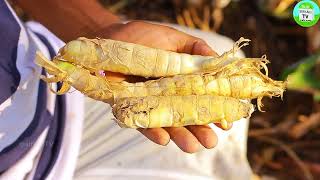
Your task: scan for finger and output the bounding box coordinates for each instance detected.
[178,38,218,57]
[214,122,233,131]
[138,128,170,146]
[164,127,200,153]
[191,39,218,56]
[105,71,126,82]
[186,125,218,149]
[105,71,145,83]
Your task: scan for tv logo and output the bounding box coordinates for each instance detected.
[299,8,314,21]
[293,0,319,27]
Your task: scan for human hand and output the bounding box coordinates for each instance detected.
[93,21,232,153]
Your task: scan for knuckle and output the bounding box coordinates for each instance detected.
[195,38,207,45]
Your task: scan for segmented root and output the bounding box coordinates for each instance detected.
[201,37,254,71]
[232,37,251,56]
[55,37,216,77]
[203,57,270,77]
[110,71,286,105]
[211,37,250,63]
[35,52,65,75]
[56,83,71,95]
[42,76,70,95]
[260,55,269,76]
[35,37,286,128]
[36,51,115,102]
[257,96,264,112]
[113,95,254,128]
[35,52,71,94]
[40,75,65,83]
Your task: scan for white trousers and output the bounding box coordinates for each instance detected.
[74,24,253,180]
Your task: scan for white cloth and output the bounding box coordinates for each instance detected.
[26,22,85,180]
[0,18,84,180]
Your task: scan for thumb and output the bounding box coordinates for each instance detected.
[179,37,218,57]
[191,39,218,56]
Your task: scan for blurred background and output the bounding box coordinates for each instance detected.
[11,0,320,179]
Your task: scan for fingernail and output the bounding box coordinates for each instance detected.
[163,139,170,146]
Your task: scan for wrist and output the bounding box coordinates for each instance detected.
[16,0,122,41]
[85,20,151,40]
[84,22,124,39]
[69,1,122,40]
